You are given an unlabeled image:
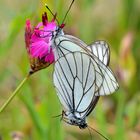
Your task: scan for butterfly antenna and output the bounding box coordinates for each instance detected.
[87,126,93,140]
[45,3,60,25]
[61,0,75,24]
[88,125,109,140]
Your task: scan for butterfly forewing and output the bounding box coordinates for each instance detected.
[53,52,97,117]
[53,56,74,110]
[54,35,87,60]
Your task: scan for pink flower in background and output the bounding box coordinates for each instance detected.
[25,12,57,73]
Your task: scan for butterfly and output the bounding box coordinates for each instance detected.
[53,40,119,129]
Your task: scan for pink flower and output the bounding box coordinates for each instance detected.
[25,12,57,73]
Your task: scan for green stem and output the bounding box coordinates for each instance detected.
[0,73,31,113]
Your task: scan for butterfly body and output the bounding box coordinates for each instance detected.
[63,111,88,129]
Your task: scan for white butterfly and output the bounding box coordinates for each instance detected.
[52,33,119,128]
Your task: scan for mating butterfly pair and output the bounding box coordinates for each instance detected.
[29,1,119,139]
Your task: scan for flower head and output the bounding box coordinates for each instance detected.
[25,12,57,74]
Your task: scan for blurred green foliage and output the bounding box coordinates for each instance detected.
[0,0,140,140]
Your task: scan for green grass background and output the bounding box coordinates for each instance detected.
[0,0,140,139]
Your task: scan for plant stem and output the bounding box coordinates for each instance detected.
[0,73,31,113]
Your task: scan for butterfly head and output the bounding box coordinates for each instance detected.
[52,23,65,38]
[62,111,87,129]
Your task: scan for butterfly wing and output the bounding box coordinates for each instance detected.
[87,40,110,66]
[53,35,119,119]
[53,52,100,117]
[87,40,119,95]
[53,34,87,60]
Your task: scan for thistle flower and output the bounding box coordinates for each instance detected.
[25,12,57,74]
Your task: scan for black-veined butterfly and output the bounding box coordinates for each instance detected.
[53,40,119,126]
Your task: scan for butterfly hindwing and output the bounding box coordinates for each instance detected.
[87,40,110,66]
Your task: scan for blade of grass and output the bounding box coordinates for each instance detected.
[0,73,31,113]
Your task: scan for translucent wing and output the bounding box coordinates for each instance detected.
[94,59,119,96]
[87,40,119,95]
[53,52,101,117]
[87,40,110,66]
